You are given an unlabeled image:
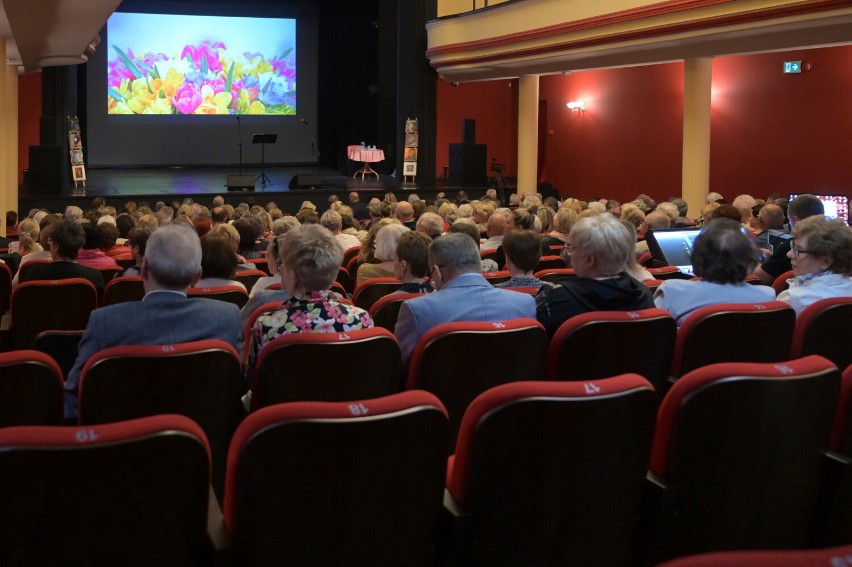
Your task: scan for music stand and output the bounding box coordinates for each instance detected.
[252,134,277,187]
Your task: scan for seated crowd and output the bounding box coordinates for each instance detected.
[1,189,851,423]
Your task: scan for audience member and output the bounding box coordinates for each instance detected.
[416,212,444,240]
[356,223,409,286]
[65,224,241,418]
[394,232,535,365]
[480,212,508,250]
[653,218,775,325]
[4,210,17,239]
[450,220,498,272]
[391,231,434,294]
[247,224,374,377]
[119,226,153,277]
[541,208,577,252]
[777,215,852,314]
[320,210,360,252]
[494,230,552,290]
[77,224,122,271]
[635,210,671,257]
[732,194,758,224]
[395,201,417,230]
[754,194,825,284]
[20,219,105,293]
[535,214,654,337]
[8,218,41,256]
[752,203,786,248]
[194,232,245,290]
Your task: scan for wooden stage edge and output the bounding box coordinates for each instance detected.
[18,166,532,214]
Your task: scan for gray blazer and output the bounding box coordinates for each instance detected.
[65,290,241,418]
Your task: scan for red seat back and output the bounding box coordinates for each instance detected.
[671,301,796,377]
[407,318,548,452]
[447,376,657,565]
[224,392,448,565]
[0,415,211,564]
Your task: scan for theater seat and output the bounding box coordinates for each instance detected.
[790,296,852,371]
[101,275,145,306]
[533,267,575,283]
[0,350,64,426]
[445,376,657,566]
[352,277,402,311]
[8,278,99,350]
[547,308,676,393]
[656,544,852,567]
[648,356,840,563]
[534,255,567,271]
[368,292,421,330]
[406,318,548,452]
[670,301,796,378]
[251,327,401,411]
[78,339,244,502]
[771,269,796,295]
[188,285,250,308]
[0,415,212,565]
[223,391,448,566]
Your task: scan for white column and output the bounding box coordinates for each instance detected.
[682,58,712,218]
[517,74,539,197]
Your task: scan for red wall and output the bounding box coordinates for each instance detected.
[435,78,518,179]
[538,63,684,203]
[436,45,852,206]
[710,46,852,199]
[18,71,42,185]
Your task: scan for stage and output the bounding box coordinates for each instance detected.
[19,165,514,215]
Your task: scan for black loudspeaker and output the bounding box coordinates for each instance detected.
[462,118,476,144]
[288,174,324,189]
[449,143,487,187]
[28,145,64,195]
[39,116,57,145]
[227,175,255,191]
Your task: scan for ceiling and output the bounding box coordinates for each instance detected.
[0,0,122,72]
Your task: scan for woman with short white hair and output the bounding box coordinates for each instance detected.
[535,213,655,337]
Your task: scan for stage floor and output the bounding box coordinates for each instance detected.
[79,166,403,196]
[20,165,509,215]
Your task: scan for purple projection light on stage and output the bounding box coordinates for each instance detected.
[107,12,296,116]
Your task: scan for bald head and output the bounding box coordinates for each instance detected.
[487,212,508,237]
[396,201,414,221]
[349,191,360,203]
[645,211,672,230]
[758,203,785,229]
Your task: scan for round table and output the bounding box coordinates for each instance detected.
[348,145,384,180]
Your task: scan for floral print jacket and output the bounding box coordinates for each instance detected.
[248,289,374,372]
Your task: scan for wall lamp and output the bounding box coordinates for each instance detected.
[566,101,586,113]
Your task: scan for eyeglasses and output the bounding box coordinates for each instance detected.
[564,244,574,255]
[429,264,445,279]
[790,239,813,257]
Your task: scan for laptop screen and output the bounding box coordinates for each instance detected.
[645,228,702,275]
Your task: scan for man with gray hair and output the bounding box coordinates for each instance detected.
[64,224,241,419]
[394,232,535,365]
[415,212,444,240]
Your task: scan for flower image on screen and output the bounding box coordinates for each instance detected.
[107,12,296,115]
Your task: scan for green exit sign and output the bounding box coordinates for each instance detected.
[784,61,802,73]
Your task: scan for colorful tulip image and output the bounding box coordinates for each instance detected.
[107,13,296,115]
